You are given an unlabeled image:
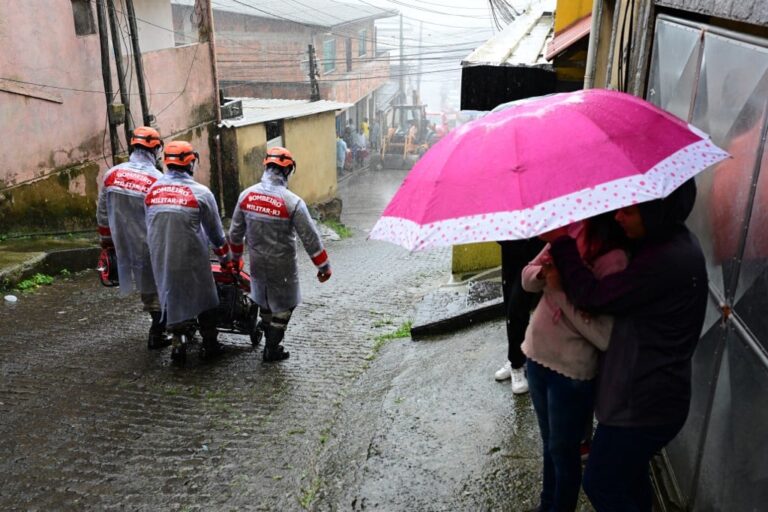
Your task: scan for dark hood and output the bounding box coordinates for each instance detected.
[637,179,697,240]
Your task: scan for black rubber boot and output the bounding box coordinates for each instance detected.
[170,333,188,364]
[263,325,290,362]
[147,311,171,350]
[199,328,225,360]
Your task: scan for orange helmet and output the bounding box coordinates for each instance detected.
[263,147,296,173]
[130,126,162,149]
[164,141,198,168]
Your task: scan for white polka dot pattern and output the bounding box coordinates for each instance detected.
[369,137,730,252]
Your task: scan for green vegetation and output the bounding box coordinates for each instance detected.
[322,220,353,239]
[298,477,322,509]
[319,427,331,445]
[365,321,413,361]
[374,321,412,346]
[16,273,54,291]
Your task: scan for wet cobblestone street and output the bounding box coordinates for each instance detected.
[0,169,591,511]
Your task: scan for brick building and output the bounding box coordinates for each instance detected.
[172,0,396,128]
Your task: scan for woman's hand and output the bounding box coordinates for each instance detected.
[543,262,562,291]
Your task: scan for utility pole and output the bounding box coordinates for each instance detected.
[95,0,119,164]
[416,21,423,101]
[204,0,226,217]
[106,0,133,146]
[124,0,152,126]
[399,13,404,105]
[308,44,321,102]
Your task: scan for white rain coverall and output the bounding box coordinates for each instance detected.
[229,169,330,313]
[96,150,163,297]
[145,170,228,326]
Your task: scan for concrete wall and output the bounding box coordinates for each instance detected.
[451,243,502,275]
[283,113,337,205]
[0,0,216,235]
[233,123,268,191]
[224,111,338,212]
[128,0,176,52]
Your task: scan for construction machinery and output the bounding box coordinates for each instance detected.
[377,104,433,169]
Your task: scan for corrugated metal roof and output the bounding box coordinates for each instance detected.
[545,13,591,60]
[173,0,396,28]
[220,98,352,128]
[656,0,768,27]
[461,0,555,68]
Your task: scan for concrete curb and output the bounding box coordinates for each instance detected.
[0,247,99,287]
[410,297,505,340]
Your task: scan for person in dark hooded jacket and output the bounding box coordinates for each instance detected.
[545,179,706,512]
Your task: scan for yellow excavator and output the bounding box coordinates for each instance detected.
[377,104,434,169]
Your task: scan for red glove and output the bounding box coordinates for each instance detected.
[317,267,332,283]
[222,259,237,274]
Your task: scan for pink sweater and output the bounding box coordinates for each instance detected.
[520,243,628,381]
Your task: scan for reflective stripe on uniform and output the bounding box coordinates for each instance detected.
[212,243,230,256]
[239,192,290,219]
[311,249,329,267]
[145,184,200,208]
[105,168,157,194]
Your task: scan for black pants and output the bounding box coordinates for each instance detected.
[583,422,683,512]
[499,239,545,369]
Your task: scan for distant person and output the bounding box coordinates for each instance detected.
[524,214,628,512]
[336,133,348,173]
[229,147,332,362]
[96,126,169,350]
[145,141,231,361]
[370,118,381,151]
[343,119,354,147]
[548,180,706,512]
[361,117,370,139]
[353,127,367,149]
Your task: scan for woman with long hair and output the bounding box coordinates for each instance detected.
[522,212,628,512]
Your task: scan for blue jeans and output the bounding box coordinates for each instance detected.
[527,359,596,512]
[583,422,683,512]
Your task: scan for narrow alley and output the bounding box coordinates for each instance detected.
[0,169,563,511]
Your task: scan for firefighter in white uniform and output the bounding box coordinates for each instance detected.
[96,126,170,349]
[145,141,231,361]
[229,147,332,362]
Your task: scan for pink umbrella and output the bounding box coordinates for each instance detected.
[369,89,729,251]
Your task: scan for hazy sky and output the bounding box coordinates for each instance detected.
[346,0,528,110]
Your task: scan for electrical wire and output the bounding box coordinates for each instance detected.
[116,7,137,128]
[219,62,463,89]
[487,0,520,30]
[377,0,490,19]
[155,42,201,118]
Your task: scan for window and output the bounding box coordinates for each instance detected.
[266,120,283,143]
[71,0,96,36]
[346,38,352,71]
[323,39,336,73]
[358,29,367,56]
